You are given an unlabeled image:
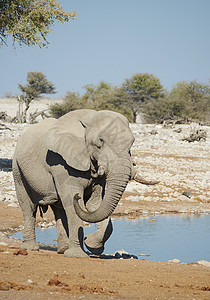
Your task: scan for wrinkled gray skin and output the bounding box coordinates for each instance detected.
[13,109,135,258]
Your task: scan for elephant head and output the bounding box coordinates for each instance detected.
[45,109,134,223]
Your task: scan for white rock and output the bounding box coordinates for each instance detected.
[125,195,139,202]
[125,182,140,193]
[179,195,189,201]
[26,279,33,284]
[168,259,180,263]
[7,202,18,208]
[113,249,138,259]
[197,260,210,267]
[173,191,180,198]
[48,221,54,227]
[0,242,8,246]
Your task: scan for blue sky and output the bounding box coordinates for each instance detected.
[1,0,209,98]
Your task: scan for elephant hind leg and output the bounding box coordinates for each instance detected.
[13,160,39,251]
[51,203,69,254]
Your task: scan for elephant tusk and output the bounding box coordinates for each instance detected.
[74,193,81,202]
[97,165,105,176]
[134,174,159,185]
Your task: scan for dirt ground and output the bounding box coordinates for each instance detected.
[0,199,210,300]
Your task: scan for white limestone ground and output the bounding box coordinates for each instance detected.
[0,97,60,121]
[0,98,209,210]
[127,123,210,205]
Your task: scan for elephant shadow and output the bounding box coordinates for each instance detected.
[38,243,138,259]
[90,253,138,260]
[39,243,57,252]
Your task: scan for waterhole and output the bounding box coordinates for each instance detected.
[13,214,210,263]
[0,158,12,172]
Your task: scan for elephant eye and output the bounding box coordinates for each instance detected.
[96,138,104,149]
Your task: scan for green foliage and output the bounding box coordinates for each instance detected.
[143,96,186,122]
[170,80,210,120]
[170,80,209,101]
[19,71,56,101]
[104,86,133,122]
[50,77,209,124]
[18,71,56,122]
[121,73,165,122]
[143,80,210,123]
[49,81,133,121]
[0,0,77,47]
[49,92,85,118]
[83,81,113,110]
[123,73,165,102]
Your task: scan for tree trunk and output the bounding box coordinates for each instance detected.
[22,99,30,123]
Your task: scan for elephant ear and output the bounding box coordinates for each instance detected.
[44,112,91,171]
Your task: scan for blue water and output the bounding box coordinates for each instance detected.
[13,214,210,263]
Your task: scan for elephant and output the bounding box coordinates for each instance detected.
[12,109,136,257]
[13,109,158,258]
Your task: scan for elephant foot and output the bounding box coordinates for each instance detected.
[22,240,39,251]
[84,234,104,255]
[57,240,69,254]
[85,243,104,255]
[64,247,89,258]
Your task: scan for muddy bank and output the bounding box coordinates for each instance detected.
[0,233,210,300]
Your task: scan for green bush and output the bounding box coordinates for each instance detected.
[49,87,133,122]
[143,96,186,122]
[143,80,210,123]
[49,92,86,118]
[50,80,210,123]
[143,96,210,123]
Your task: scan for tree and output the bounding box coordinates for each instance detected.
[49,91,85,118]
[104,86,133,121]
[170,80,210,121]
[18,71,56,122]
[50,82,115,119]
[82,81,113,110]
[49,81,133,121]
[0,0,77,47]
[82,81,133,120]
[121,73,165,122]
[142,80,210,123]
[171,80,209,102]
[142,96,186,123]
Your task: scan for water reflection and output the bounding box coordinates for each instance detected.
[0,158,12,171]
[13,214,210,263]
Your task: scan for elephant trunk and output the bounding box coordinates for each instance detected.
[73,156,131,223]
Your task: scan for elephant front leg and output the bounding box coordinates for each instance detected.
[85,218,113,255]
[63,204,88,258]
[51,167,89,258]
